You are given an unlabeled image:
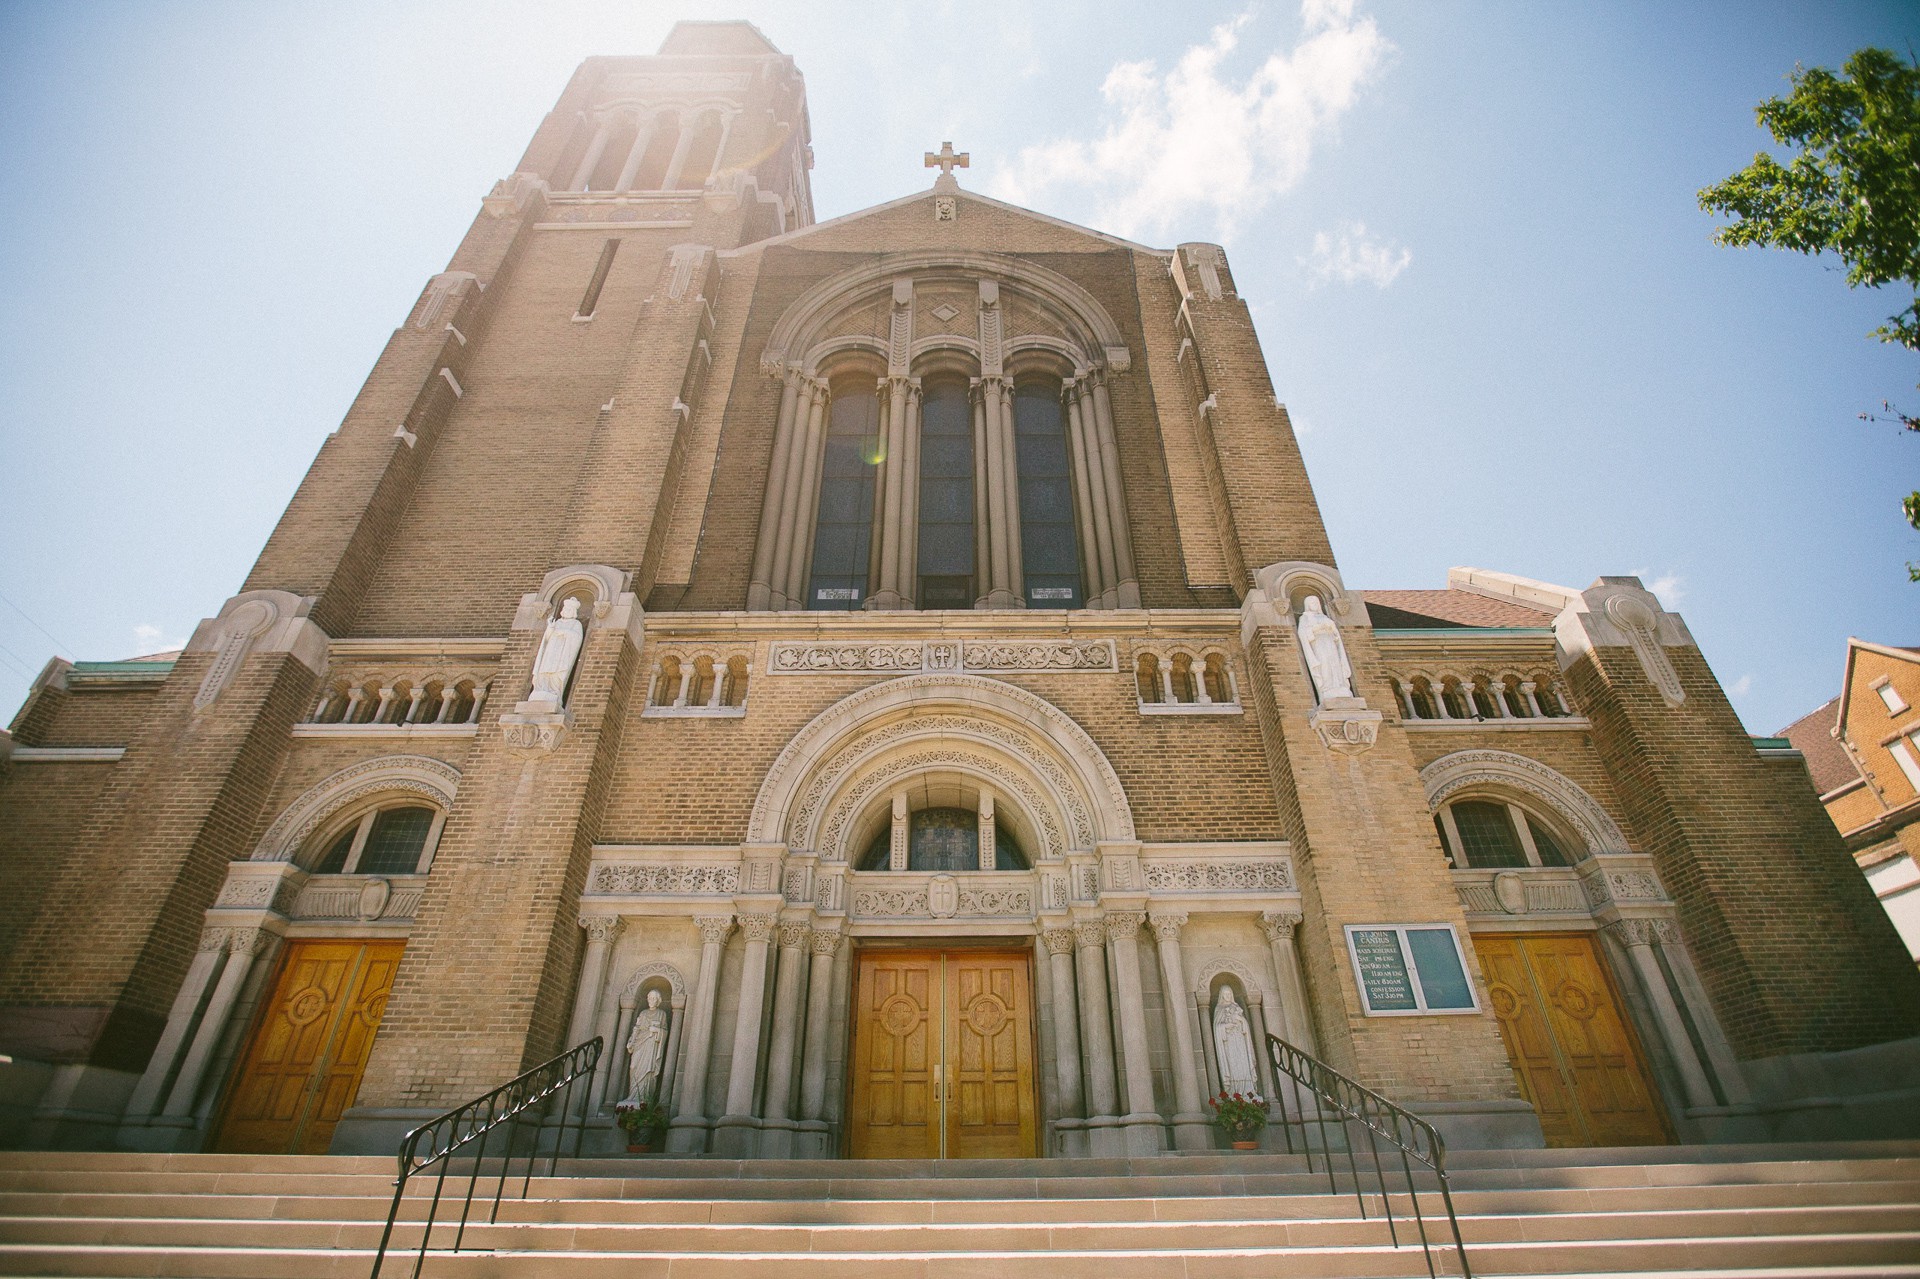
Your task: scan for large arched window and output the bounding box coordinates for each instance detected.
[310,802,443,876]
[917,377,975,609]
[857,806,1032,872]
[1434,796,1575,870]
[807,379,880,610]
[1013,381,1082,608]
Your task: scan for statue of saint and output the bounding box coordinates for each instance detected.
[625,989,670,1105]
[1213,986,1261,1098]
[1295,595,1353,702]
[528,596,585,707]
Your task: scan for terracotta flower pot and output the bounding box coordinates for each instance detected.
[627,1141,652,1154]
[1231,1140,1258,1150]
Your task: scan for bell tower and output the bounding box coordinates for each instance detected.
[515,19,814,245]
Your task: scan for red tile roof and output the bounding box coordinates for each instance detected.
[1777,696,1859,795]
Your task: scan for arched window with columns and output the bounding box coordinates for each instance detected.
[747,260,1141,614]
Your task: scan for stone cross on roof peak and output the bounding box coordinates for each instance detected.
[925,141,969,192]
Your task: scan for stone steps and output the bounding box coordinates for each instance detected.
[0,1143,1910,1277]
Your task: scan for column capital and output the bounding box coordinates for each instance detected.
[694,915,736,946]
[227,927,272,957]
[198,926,232,953]
[580,915,625,945]
[1604,917,1659,947]
[1105,911,1145,941]
[1042,927,1077,956]
[777,921,811,950]
[808,927,844,957]
[1147,911,1188,941]
[1073,918,1108,950]
[738,913,779,944]
[1259,910,1304,942]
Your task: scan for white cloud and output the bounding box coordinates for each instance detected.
[990,2,1392,239]
[1633,570,1685,607]
[131,623,186,656]
[1728,674,1754,698]
[1303,220,1411,288]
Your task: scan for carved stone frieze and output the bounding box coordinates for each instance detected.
[1308,704,1383,755]
[1142,859,1296,894]
[767,639,1115,675]
[289,876,423,923]
[590,863,741,896]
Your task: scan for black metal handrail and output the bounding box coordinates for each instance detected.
[1265,1032,1471,1279]
[369,1036,602,1279]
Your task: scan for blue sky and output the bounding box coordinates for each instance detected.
[0,0,1914,735]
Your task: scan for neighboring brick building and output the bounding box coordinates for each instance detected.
[1779,639,1920,965]
[2,22,1915,1158]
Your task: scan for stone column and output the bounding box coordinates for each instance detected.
[1653,922,1749,1103]
[717,913,778,1152]
[870,375,913,609]
[705,112,736,184]
[1259,911,1316,1052]
[1245,991,1282,1116]
[1194,991,1221,1101]
[979,377,1020,608]
[1609,919,1716,1110]
[977,791,997,871]
[972,389,991,606]
[996,378,1024,605]
[657,991,688,1111]
[660,123,698,191]
[1086,369,1138,607]
[569,116,614,190]
[749,368,804,611]
[780,379,830,608]
[613,117,658,192]
[567,916,623,1115]
[1149,914,1211,1150]
[757,921,811,1155]
[162,928,268,1118]
[889,792,910,871]
[895,379,923,604]
[798,928,841,1121]
[1042,927,1085,1118]
[668,915,733,1152]
[1061,378,1108,606]
[1105,912,1165,1152]
[126,927,231,1119]
[595,992,637,1112]
[1072,919,1121,1152]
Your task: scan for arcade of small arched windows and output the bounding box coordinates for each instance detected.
[1388,671,1575,724]
[1133,645,1241,715]
[567,104,738,195]
[645,651,751,717]
[306,672,491,731]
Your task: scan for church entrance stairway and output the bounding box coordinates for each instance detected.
[0,1142,1916,1276]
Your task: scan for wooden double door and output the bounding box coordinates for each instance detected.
[216,939,403,1154]
[1473,932,1670,1147]
[848,949,1038,1159]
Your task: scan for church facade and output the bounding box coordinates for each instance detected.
[3,21,1917,1160]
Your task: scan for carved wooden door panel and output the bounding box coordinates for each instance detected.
[217,939,404,1154]
[848,949,1037,1159]
[945,951,1036,1159]
[847,951,940,1159]
[1473,933,1668,1147]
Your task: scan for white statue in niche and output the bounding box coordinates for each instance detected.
[528,597,586,708]
[1213,987,1261,1098]
[625,989,670,1104]
[1295,595,1354,702]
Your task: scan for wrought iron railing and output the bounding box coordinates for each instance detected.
[369,1037,602,1279]
[1265,1032,1472,1279]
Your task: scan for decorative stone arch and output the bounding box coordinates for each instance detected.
[1191,954,1279,1007]
[763,251,1131,374]
[621,960,688,1004]
[251,755,461,863]
[538,564,628,616]
[1420,749,1631,855]
[748,674,1134,859]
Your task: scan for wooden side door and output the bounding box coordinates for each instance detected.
[1473,932,1668,1147]
[847,950,940,1159]
[217,939,404,1154]
[945,951,1036,1159]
